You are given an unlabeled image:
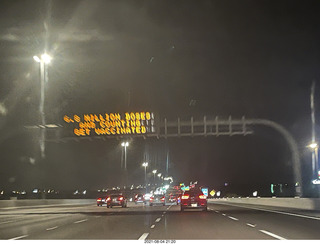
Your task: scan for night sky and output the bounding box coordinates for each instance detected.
[0,0,320,196]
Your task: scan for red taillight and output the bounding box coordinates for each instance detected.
[118,196,124,201]
[181,194,189,199]
[199,194,207,199]
[161,197,165,202]
[106,197,111,201]
[97,198,102,201]
[150,197,154,201]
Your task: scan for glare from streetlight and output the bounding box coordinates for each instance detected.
[152,170,157,174]
[142,162,148,167]
[121,142,129,147]
[33,55,41,63]
[308,143,318,149]
[33,53,52,64]
[157,173,161,177]
[41,53,52,64]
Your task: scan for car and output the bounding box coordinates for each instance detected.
[134,193,144,204]
[143,193,153,204]
[149,194,166,206]
[180,188,207,211]
[168,194,180,205]
[106,194,127,208]
[97,196,108,206]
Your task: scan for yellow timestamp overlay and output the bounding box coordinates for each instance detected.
[63,112,155,136]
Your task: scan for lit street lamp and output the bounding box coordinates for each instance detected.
[308,142,319,181]
[152,170,157,184]
[142,162,148,188]
[121,141,129,187]
[121,142,129,170]
[310,81,319,181]
[33,53,52,159]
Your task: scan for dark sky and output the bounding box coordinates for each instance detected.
[0,0,320,195]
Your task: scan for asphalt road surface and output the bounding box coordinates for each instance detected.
[1,201,320,240]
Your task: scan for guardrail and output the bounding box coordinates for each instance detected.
[0,199,95,209]
[208,197,320,210]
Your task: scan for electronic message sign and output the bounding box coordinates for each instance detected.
[63,112,155,137]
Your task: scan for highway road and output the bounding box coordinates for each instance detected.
[1,201,320,240]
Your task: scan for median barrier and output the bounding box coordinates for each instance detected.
[0,199,95,209]
[208,198,320,210]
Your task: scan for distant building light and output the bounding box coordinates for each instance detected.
[312,179,320,185]
[253,191,258,197]
[32,189,38,194]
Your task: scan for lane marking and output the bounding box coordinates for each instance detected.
[259,230,286,240]
[150,225,155,229]
[215,210,220,213]
[46,226,58,231]
[155,218,161,223]
[9,235,28,240]
[227,216,239,221]
[222,213,226,216]
[74,219,88,224]
[138,233,149,240]
[246,223,256,228]
[0,220,15,225]
[215,202,320,221]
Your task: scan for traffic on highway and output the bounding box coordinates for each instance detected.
[1,193,320,240]
[1,0,320,241]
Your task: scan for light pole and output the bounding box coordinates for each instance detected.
[121,142,129,187]
[33,53,52,159]
[157,173,162,186]
[142,162,148,190]
[309,142,319,180]
[121,142,129,170]
[310,81,319,181]
[152,170,157,185]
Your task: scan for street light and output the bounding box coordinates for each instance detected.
[142,162,148,189]
[121,142,129,170]
[310,81,319,182]
[308,142,319,180]
[33,53,52,159]
[152,170,157,184]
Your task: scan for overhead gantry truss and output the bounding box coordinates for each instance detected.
[30,115,303,197]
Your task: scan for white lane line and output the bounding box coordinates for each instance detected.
[215,210,220,213]
[74,219,88,224]
[227,216,239,221]
[155,218,161,223]
[9,235,28,240]
[217,202,320,221]
[0,220,15,225]
[150,225,155,229]
[259,230,286,240]
[222,213,226,216]
[46,226,58,231]
[138,233,149,240]
[246,223,256,228]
